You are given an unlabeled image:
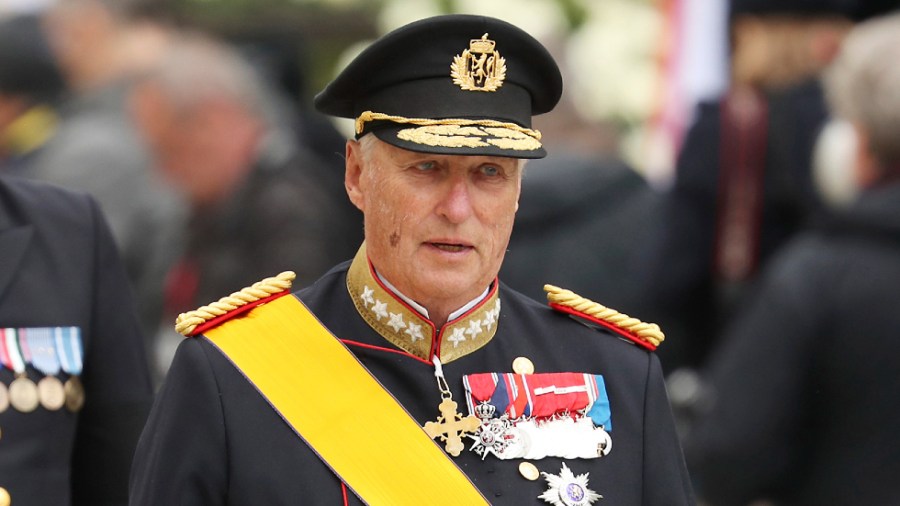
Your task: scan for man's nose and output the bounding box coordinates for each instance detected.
[436,177,473,223]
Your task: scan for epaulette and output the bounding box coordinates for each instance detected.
[544,284,664,351]
[174,271,296,337]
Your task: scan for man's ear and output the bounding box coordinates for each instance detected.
[345,139,365,212]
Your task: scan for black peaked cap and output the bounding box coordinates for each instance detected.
[315,15,562,159]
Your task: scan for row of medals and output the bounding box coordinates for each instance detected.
[0,374,84,413]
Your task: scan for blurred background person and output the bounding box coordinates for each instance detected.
[501,89,662,314]
[227,29,364,252]
[633,0,893,381]
[26,0,186,348]
[684,11,900,505]
[0,174,154,506]
[0,13,65,173]
[501,152,660,311]
[128,32,357,380]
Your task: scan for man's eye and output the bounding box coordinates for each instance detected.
[415,161,436,171]
[481,165,501,177]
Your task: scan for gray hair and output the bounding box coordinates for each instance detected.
[824,13,900,165]
[141,32,269,120]
[357,133,380,168]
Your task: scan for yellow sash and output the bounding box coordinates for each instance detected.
[203,294,489,505]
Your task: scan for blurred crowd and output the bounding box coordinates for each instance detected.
[1,0,900,504]
[0,0,363,385]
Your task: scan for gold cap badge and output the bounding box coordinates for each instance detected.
[451,33,506,92]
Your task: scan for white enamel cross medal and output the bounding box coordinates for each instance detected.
[423,357,480,456]
[539,463,603,506]
[469,413,514,460]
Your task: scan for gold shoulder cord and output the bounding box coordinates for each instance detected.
[175,271,296,336]
[544,284,664,348]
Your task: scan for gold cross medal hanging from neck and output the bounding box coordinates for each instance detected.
[423,357,480,456]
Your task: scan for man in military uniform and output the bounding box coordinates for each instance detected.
[0,175,154,505]
[129,15,694,505]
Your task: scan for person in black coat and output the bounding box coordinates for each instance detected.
[634,0,887,376]
[0,175,154,506]
[129,15,694,505]
[685,13,900,505]
[501,153,661,314]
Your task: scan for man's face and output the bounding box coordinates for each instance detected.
[130,83,259,206]
[130,83,206,197]
[347,137,522,313]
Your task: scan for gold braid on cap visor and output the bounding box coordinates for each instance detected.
[355,111,543,151]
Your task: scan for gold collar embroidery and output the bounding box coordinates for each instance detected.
[346,244,500,363]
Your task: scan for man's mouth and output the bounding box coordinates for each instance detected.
[429,242,471,253]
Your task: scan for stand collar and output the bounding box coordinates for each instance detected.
[346,243,500,363]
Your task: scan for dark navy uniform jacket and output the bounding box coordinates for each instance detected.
[0,177,153,506]
[130,250,694,505]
